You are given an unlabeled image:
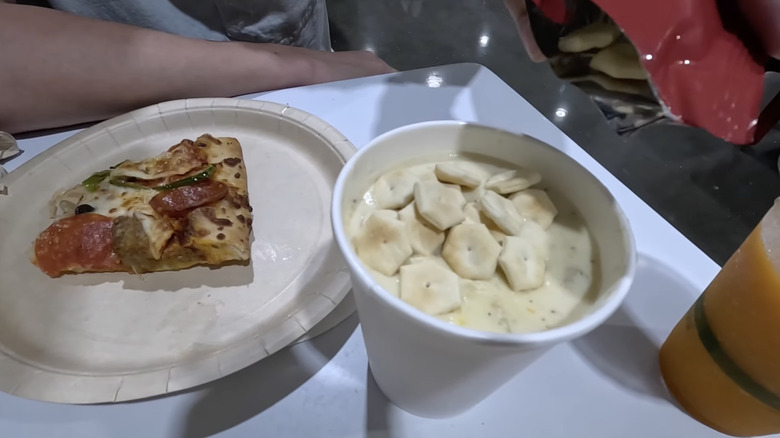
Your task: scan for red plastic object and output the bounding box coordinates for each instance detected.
[529,0,569,24]
[529,0,776,145]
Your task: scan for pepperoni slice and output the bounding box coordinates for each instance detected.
[34,213,123,277]
[150,180,229,217]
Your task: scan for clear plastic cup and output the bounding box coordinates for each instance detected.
[660,198,780,437]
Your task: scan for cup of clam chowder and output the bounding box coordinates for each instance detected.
[331,121,636,418]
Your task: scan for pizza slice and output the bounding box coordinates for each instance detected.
[32,134,253,277]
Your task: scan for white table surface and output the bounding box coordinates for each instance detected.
[1,63,741,438]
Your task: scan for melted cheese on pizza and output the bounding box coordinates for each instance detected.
[51,183,173,259]
[110,140,206,180]
[41,134,252,276]
[36,135,252,276]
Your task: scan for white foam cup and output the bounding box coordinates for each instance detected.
[331,121,637,418]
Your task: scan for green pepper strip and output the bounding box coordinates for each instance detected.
[108,165,216,191]
[154,165,216,191]
[109,160,129,169]
[81,170,111,192]
[108,176,151,190]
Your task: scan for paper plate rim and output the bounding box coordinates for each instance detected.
[0,98,355,404]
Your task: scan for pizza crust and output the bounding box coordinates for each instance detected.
[187,135,252,263]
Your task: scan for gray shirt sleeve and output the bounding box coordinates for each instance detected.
[47,0,331,50]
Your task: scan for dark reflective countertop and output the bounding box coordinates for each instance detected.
[327,0,780,266]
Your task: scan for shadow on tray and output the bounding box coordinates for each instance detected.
[365,366,392,438]
[572,253,701,405]
[176,312,359,438]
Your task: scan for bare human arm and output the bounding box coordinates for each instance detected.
[0,3,394,134]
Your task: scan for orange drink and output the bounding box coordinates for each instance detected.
[660,200,780,436]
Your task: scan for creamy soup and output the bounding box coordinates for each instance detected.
[345,155,599,334]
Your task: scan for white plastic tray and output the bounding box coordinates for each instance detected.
[0,63,741,438]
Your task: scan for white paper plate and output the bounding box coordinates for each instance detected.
[0,98,355,404]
